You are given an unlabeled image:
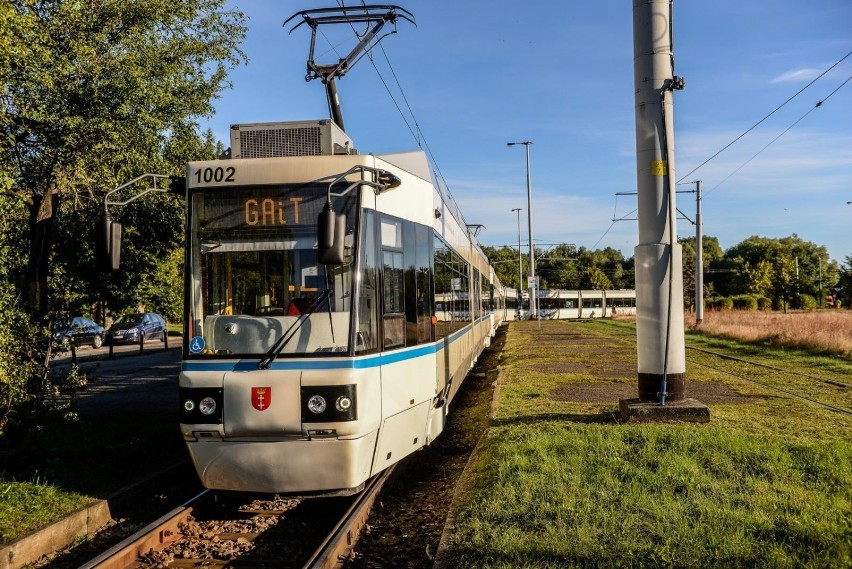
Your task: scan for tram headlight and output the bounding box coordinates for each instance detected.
[179,387,223,424]
[335,395,352,412]
[301,385,357,422]
[199,397,217,415]
[307,395,327,414]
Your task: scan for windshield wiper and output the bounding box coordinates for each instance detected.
[257,289,332,370]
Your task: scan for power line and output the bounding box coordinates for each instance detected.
[677,50,852,183]
[704,72,852,199]
[337,1,458,219]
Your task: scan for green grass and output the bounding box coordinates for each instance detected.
[0,414,186,544]
[0,479,91,545]
[441,320,852,568]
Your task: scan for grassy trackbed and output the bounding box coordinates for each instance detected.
[440,319,852,569]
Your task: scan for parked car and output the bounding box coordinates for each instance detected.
[107,312,167,345]
[53,316,105,349]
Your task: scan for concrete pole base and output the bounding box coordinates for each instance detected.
[619,398,710,423]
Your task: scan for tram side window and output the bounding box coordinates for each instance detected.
[414,224,434,344]
[434,238,451,340]
[472,269,482,320]
[381,218,405,350]
[356,210,378,354]
[433,233,469,337]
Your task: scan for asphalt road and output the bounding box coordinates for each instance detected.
[50,340,183,417]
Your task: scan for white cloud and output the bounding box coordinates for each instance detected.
[770,68,821,83]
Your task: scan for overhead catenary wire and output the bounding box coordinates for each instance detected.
[594,63,851,250]
[677,49,852,184]
[333,0,460,222]
[703,72,852,199]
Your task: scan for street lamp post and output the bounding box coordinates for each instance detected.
[508,141,535,318]
[511,207,523,318]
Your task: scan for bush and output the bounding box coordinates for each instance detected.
[732,295,758,310]
[799,294,818,311]
[773,297,790,311]
[0,296,49,437]
[756,296,773,311]
[708,297,734,310]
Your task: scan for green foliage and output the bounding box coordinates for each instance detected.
[732,295,758,311]
[581,266,613,290]
[837,255,852,307]
[757,296,773,311]
[0,1,247,437]
[799,293,818,311]
[0,290,48,436]
[710,297,734,310]
[709,235,837,307]
[485,244,633,292]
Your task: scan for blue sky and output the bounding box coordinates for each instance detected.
[201,1,852,264]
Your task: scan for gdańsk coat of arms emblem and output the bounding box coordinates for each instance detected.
[251,387,271,411]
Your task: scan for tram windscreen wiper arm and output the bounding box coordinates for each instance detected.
[257,289,332,370]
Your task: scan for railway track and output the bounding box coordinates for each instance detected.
[585,323,852,415]
[80,468,393,569]
[685,346,852,417]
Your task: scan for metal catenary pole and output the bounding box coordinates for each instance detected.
[632,0,687,404]
[695,180,704,324]
[512,207,523,317]
[508,141,536,319]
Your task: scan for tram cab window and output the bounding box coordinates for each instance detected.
[188,183,356,357]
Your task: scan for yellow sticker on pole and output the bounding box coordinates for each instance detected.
[651,160,667,176]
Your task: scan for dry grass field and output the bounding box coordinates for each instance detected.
[686,309,852,357]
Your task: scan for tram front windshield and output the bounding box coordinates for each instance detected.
[187,183,357,357]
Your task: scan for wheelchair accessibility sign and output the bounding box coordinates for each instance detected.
[189,336,206,353]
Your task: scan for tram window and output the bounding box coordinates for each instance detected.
[383,314,405,349]
[383,250,404,314]
[356,210,378,354]
[471,269,480,319]
[381,218,402,248]
[404,222,418,347]
[415,224,434,344]
[382,233,405,349]
[433,236,451,340]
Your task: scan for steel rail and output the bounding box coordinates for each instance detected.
[687,358,852,417]
[79,489,211,569]
[686,345,852,388]
[303,467,395,568]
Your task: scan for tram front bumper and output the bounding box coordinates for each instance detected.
[186,431,379,494]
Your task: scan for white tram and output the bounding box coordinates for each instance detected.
[178,120,504,495]
[502,288,636,320]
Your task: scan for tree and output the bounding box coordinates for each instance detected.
[581,267,613,291]
[1,0,246,322]
[482,245,526,291]
[836,255,852,308]
[537,243,580,289]
[0,0,246,430]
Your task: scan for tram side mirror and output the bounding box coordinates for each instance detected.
[95,211,122,272]
[318,205,346,265]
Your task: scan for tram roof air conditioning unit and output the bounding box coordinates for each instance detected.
[229,120,356,159]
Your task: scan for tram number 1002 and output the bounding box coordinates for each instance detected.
[194,166,236,184]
